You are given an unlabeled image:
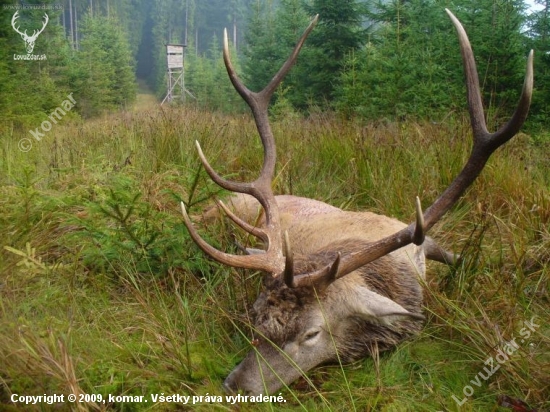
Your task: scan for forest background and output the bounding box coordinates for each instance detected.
[1,0,550,129]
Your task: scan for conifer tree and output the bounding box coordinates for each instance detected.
[242,0,278,92]
[0,3,74,127]
[298,0,367,106]
[336,0,526,121]
[74,13,136,116]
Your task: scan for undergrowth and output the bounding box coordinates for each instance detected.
[0,106,548,411]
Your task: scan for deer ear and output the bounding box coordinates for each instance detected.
[346,286,425,324]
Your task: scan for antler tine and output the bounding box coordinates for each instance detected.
[194,140,254,194]
[412,196,425,245]
[216,199,268,242]
[36,13,49,36]
[260,15,319,99]
[445,9,487,138]
[290,252,341,290]
[11,11,25,36]
[181,202,281,272]
[446,9,533,146]
[319,9,533,282]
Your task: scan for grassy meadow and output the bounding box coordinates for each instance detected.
[0,105,549,411]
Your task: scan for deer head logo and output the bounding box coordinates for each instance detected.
[11,11,49,54]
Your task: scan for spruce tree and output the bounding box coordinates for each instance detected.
[336,0,527,122]
[74,13,136,117]
[298,0,367,106]
[242,0,278,92]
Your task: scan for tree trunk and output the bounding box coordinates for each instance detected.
[69,0,74,49]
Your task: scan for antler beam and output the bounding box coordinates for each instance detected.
[312,8,533,284]
[181,16,319,275]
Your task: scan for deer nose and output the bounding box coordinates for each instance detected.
[223,369,255,395]
[222,374,238,394]
[222,381,235,394]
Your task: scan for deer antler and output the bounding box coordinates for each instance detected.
[33,13,49,39]
[181,16,319,275]
[11,12,48,39]
[288,9,534,288]
[11,11,26,37]
[182,10,532,291]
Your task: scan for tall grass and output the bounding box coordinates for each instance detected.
[0,106,548,411]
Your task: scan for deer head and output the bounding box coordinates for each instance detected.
[181,9,533,395]
[11,11,49,54]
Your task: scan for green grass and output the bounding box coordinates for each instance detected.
[133,80,159,112]
[0,106,548,411]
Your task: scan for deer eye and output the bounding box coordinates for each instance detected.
[303,329,320,341]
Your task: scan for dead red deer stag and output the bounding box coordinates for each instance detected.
[181,9,533,395]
